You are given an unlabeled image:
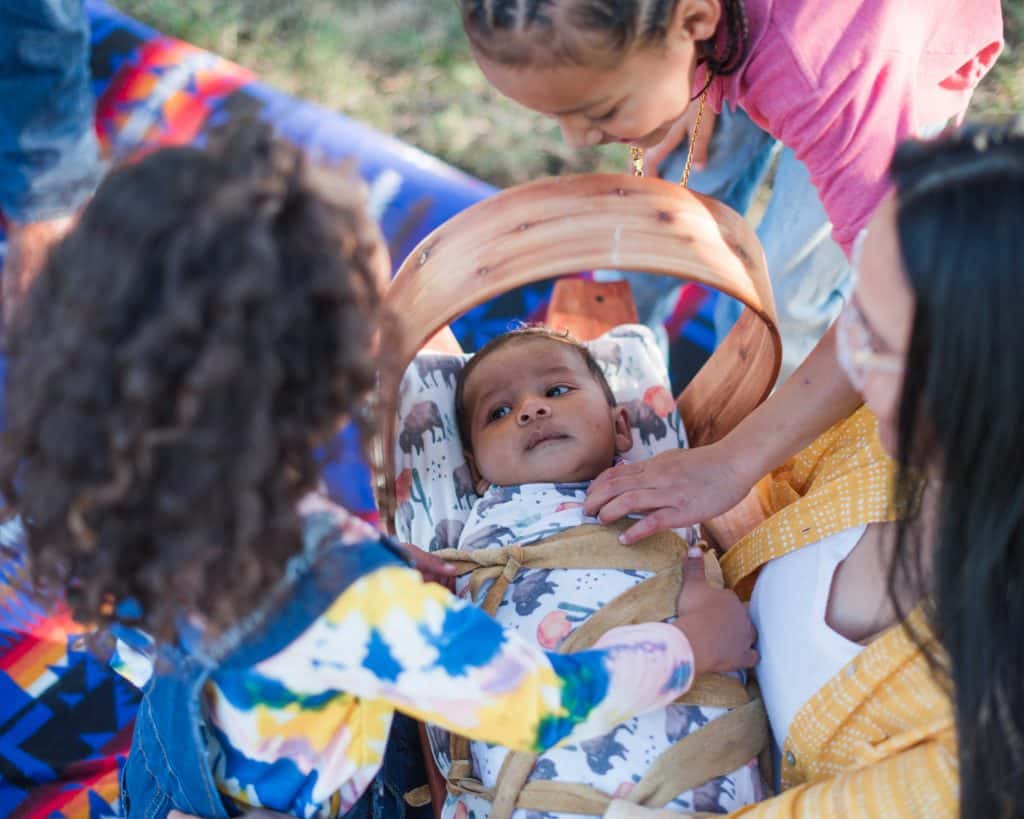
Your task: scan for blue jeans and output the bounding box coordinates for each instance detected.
[0,0,100,221]
[598,106,851,383]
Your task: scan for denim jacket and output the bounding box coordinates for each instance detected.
[120,517,430,819]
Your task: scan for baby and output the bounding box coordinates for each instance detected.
[455,325,633,550]
[438,326,764,818]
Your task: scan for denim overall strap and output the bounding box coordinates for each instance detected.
[122,651,230,818]
[123,534,410,819]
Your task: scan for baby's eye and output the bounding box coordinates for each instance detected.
[488,406,511,422]
[546,385,572,398]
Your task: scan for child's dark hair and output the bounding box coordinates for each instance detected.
[0,124,387,641]
[455,325,615,450]
[458,0,749,77]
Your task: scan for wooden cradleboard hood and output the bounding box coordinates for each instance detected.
[377,173,781,531]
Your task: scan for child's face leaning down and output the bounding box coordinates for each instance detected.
[461,338,632,491]
[469,0,720,151]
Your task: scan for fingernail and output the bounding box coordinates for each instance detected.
[687,546,702,558]
[618,534,628,545]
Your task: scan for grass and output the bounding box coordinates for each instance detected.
[973,0,1024,116]
[113,0,1023,188]
[110,0,622,186]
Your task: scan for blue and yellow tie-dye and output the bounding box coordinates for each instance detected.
[114,497,694,817]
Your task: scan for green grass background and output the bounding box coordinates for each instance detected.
[113,0,1023,188]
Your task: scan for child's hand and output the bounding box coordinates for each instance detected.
[401,542,458,592]
[675,557,758,676]
[644,107,718,177]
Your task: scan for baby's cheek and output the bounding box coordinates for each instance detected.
[589,419,616,448]
[478,444,518,483]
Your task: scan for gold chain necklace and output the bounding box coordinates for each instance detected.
[629,89,707,188]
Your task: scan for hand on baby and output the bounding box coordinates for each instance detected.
[675,556,757,675]
[584,441,753,545]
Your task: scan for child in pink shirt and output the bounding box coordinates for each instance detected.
[459,0,1002,377]
[459,0,1001,254]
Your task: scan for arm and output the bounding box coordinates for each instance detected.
[253,564,697,755]
[0,0,98,221]
[585,324,861,543]
[714,324,861,484]
[0,0,98,318]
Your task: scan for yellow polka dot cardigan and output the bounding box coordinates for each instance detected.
[722,407,957,818]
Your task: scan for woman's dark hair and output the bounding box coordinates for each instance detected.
[0,124,387,642]
[888,118,1024,819]
[458,0,748,79]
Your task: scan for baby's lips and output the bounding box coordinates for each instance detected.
[524,428,567,450]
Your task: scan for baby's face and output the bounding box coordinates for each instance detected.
[461,339,631,488]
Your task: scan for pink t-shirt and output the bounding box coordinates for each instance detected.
[697,0,1003,255]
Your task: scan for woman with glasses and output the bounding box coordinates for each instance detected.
[585,119,1024,818]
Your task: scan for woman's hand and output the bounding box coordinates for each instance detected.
[675,557,758,675]
[584,440,755,545]
[587,326,864,547]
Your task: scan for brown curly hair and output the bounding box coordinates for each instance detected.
[0,124,388,641]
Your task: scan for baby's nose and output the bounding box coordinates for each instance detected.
[517,401,551,425]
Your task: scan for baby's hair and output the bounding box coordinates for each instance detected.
[455,325,616,451]
[458,0,748,77]
[0,123,388,641]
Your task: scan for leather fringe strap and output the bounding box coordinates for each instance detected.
[431,523,768,818]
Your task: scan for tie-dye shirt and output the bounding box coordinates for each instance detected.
[113,496,695,817]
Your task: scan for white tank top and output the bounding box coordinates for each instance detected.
[749,525,867,749]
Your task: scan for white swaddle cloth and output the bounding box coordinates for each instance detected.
[459,481,596,551]
[437,482,764,819]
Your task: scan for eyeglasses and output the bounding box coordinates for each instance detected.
[835,230,904,391]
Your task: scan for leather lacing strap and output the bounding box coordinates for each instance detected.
[425,523,768,818]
